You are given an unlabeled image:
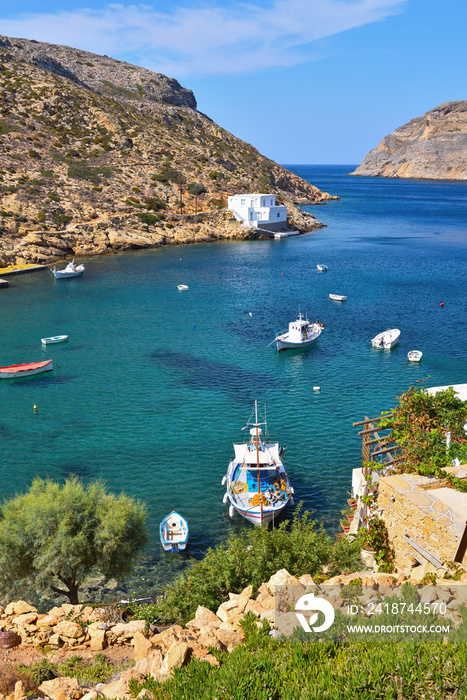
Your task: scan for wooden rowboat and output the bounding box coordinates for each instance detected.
[0,360,53,379]
[159,511,189,552]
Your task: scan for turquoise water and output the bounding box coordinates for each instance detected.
[1,165,466,592]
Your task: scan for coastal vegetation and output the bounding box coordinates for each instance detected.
[0,476,147,604]
[128,509,361,626]
[380,386,467,489]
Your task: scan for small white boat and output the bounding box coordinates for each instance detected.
[275,312,323,352]
[41,335,68,345]
[159,511,189,552]
[177,284,189,291]
[317,264,328,271]
[0,359,53,379]
[371,329,401,349]
[329,294,347,301]
[52,259,85,279]
[222,401,293,526]
[407,350,423,362]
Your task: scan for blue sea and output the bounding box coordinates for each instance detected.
[1,165,466,598]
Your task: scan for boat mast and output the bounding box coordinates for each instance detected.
[255,400,263,523]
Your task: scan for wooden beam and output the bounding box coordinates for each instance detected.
[454,521,467,564]
[353,414,393,427]
[358,426,392,436]
[372,445,398,457]
[367,436,392,445]
[405,534,443,568]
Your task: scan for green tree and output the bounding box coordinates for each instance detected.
[0,477,147,604]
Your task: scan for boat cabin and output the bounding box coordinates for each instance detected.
[287,314,312,343]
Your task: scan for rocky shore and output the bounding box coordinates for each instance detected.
[0,35,336,267]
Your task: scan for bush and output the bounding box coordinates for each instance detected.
[67,161,113,185]
[137,212,159,225]
[187,182,206,196]
[144,196,166,211]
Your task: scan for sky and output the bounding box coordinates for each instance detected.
[0,0,465,164]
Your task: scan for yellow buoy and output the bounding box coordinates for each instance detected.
[33,404,37,412]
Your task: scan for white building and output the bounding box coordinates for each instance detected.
[228,194,287,232]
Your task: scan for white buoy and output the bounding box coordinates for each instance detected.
[223,492,229,504]
[229,505,235,518]
[313,386,320,392]
[221,475,227,486]
[249,312,252,316]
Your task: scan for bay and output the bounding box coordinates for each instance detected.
[1,164,466,600]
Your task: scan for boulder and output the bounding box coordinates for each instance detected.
[213,628,244,652]
[39,678,86,700]
[193,606,221,628]
[235,585,253,614]
[54,621,84,639]
[98,670,146,699]
[134,649,164,677]
[111,621,147,638]
[4,601,37,616]
[266,569,301,594]
[133,631,155,661]
[89,628,106,651]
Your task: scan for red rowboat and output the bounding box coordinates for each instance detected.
[0,360,53,379]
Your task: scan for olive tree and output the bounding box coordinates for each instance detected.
[0,476,147,604]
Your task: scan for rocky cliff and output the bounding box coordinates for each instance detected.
[350,101,467,180]
[0,36,336,266]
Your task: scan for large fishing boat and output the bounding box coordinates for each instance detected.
[275,312,323,352]
[222,401,294,526]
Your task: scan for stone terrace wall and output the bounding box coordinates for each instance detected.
[377,467,467,575]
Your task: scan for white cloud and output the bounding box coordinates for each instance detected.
[1,0,407,77]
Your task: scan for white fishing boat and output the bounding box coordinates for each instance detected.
[275,312,323,352]
[177,284,189,291]
[159,511,189,552]
[407,350,423,362]
[0,359,53,379]
[41,335,68,345]
[222,401,293,526]
[329,294,347,301]
[371,328,401,349]
[317,264,328,271]
[52,259,85,279]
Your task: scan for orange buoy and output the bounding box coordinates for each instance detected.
[440,302,445,307]
[281,273,283,276]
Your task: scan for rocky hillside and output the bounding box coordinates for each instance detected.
[350,101,467,180]
[0,36,336,266]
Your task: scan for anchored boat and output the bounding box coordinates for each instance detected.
[159,511,189,552]
[222,401,293,526]
[0,359,53,379]
[371,329,400,349]
[329,294,347,302]
[407,350,423,362]
[52,259,85,279]
[275,312,323,352]
[41,335,68,345]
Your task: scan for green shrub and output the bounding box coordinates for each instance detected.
[18,660,55,686]
[137,212,159,225]
[144,196,166,211]
[57,654,127,685]
[28,149,41,159]
[67,161,113,185]
[187,182,206,196]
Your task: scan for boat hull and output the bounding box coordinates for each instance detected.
[407,351,423,362]
[371,329,400,349]
[229,498,289,525]
[276,328,321,352]
[329,294,347,301]
[0,360,53,379]
[41,335,68,344]
[53,269,84,279]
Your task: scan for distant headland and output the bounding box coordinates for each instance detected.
[0,35,337,267]
[350,101,467,180]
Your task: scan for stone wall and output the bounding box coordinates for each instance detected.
[377,465,467,575]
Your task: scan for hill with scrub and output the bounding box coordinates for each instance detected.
[350,101,467,180]
[0,35,336,266]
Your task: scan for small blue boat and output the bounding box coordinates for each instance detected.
[317,264,328,271]
[159,511,189,552]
